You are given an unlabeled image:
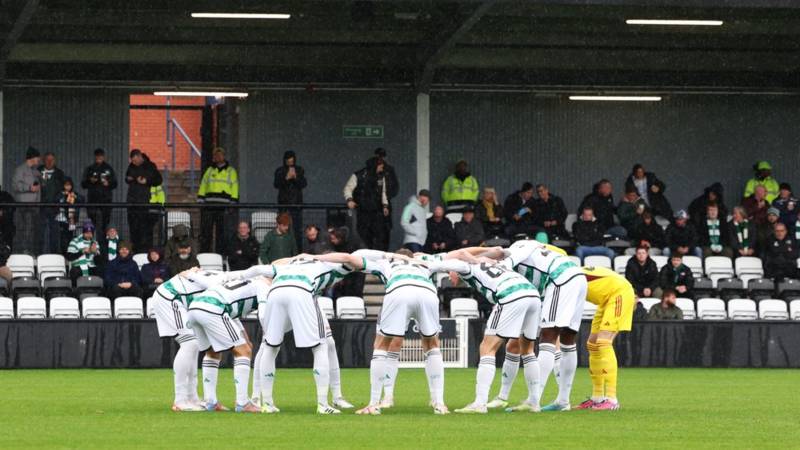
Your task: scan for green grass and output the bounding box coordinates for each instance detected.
[0,368,797,449]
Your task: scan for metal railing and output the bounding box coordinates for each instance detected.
[165,97,203,193]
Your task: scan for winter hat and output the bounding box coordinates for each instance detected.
[767,207,780,217]
[283,150,296,161]
[25,146,40,159]
[117,240,132,252]
[94,148,105,156]
[780,182,792,192]
[82,221,95,233]
[674,210,689,220]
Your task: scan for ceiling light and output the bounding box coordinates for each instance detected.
[569,96,662,102]
[191,12,291,20]
[154,91,249,98]
[626,19,723,26]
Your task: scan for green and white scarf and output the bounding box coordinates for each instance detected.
[735,221,750,249]
[707,219,722,253]
[107,237,118,261]
[795,220,800,241]
[67,236,97,275]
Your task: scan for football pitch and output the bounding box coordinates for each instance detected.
[1,368,797,449]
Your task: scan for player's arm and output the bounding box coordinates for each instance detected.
[313,252,366,270]
[237,264,277,280]
[426,258,471,275]
[352,249,388,261]
[444,248,483,264]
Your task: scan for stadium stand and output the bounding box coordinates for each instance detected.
[639,297,660,312]
[145,297,156,319]
[336,296,365,319]
[197,253,224,271]
[49,297,80,319]
[82,297,112,319]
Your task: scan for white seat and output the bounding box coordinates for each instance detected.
[252,210,278,243]
[167,211,191,238]
[735,257,764,284]
[790,300,800,320]
[318,296,335,320]
[133,253,149,269]
[17,297,46,319]
[0,297,14,318]
[568,256,581,267]
[758,299,789,320]
[197,253,224,271]
[682,256,703,279]
[613,255,631,275]
[146,297,156,318]
[582,301,597,320]
[114,296,144,319]
[728,299,758,320]
[584,255,612,269]
[336,296,365,319]
[639,297,660,312]
[446,212,463,224]
[655,216,670,230]
[37,254,67,279]
[705,256,734,285]
[651,256,668,271]
[82,296,112,319]
[696,298,727,320]
[7,254,35,278]
[675,298,696,320]
[450,298,479,319]
[564,214,577,234]
[49,297,80,319]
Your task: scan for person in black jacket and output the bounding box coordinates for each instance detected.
[578,179,626,239]
[688,182,726,231]
[226,221,260,271]
[697,203,733,258]
[533,184,568,239]
[573,206,615,262]
[503,182,538,238]
[630,210,666,253]
[664,210,702,258]
[0,185,15,250]
[274,150,307,247]
[328,225,365,298]
[762,223,798,281]
[624,163,673,219]
[425,205,457,253]
[659,254,694,299]
[81,148,117,238]
[39,152,66,254]
[625,246,661,298]
[125,149,163,252]
[454,205,484,248]
[343,148,399,250]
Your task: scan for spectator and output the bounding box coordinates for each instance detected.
[617,186,646,235]
[96,225,121,275]
[578,179,626,239]
[81,148,117,237]
[0,241,11,283]
[141,247,169,299]
[698,203,733,258]
[759,208,781,251]
[533,184,568,239]
[624,163,673,219]
[503,182,538,239]
[274,150,307,246]
[125,149,162,253]
[197,147,239,254]
[12,146,42,254]
[475,187,504,237]
[763,222,798,281]
[664,210,702,258]
[441,160,479,212]
[742,184,770,226]
[632,300,649,321]
[455,205,484,248]
[744,160,779,203]
[688,182,727,230]
[425,205,457,253]
[303,224,331,255]
[103,241,143,299]
[167,242,199,275]
[573,206,615,262]
[164,224,198,261]
[343,148,399,250]
[259,212,297,263]
[647,289,684,320]
[625,246,661,298]
[630,210,666,254]
[659,254,694,299]
[0,184,15,250]
[55,178,83,255]
[226,221,260,271]
[728,206,756,257]
[66,222,101,281]
[38,152,66,254]
[772,182,798,228]
[328,225,365,298]
[400,189,430,252]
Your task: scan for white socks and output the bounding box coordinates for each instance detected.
[556,344,577,406]
[475,356,496,406]
[259,345,280,406]
[537,343,556,398]
[370,350,387,405]
[202,357,219,405]
[498,352,520,401]
[233,357,251,406]
[327,337,343,400]
[383,351,400,399]
[553,350,562,387]
[522,353,540,405]
[312,343,331,406]
[425,348,444,405]
[251,343,264,401]
[173,336,199,404]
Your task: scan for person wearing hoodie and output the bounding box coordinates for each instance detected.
[197,147,239,253]
[343,148,399,250]
[81,148,117,236]
[744,160,779,203]
[259,212,297,263]
[140,247,170,299]
[441,160,480,212]
[38,152,67,254]
[164,224,197,260]
[624,163,673,219]
[625,246,661,298]
[663,210,702,258]
[274,150,307,246]
[104,240,143,299]
[688,182,727,230]
[772,182,798,228]
[125,149,163,252]
[425,205,457,253]
[630,210,666,254]
[578,179,626,239]
[658,254,694,299]
[400,189,430,252]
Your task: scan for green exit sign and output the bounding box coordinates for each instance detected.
[343,125,384,139]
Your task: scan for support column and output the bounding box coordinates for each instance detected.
[0,90,4,184]
[416,92,430,193]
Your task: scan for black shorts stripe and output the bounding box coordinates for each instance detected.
[490,304,503,329]
[172,301,183,329]
[549,285,560,322]
[222,315,239,342]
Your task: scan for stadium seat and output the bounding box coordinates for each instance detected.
[485,237,512,248]
[0,297,14,318]
[717,278,746,301]
[696,298,726,320]
[12,277,40,299]
[652,255,668,271]
[166,211,191,238]
[675,298,696,320]
[549,238,572,252]
[17,297,46,319]
[450,298,479,319]
[114,297,144,319]
[705,256,734,285]
[133,253,149,269]
[639,297,660,312]
[584,255,612,269]
[0,278,8,297]
[37,254,67,280]
[252,210,278,243]
[582,301,597,320]
[682,256,703,279]
[146,297,156,319]
[654,215,670,230]
[777,279,800,301]
[7,254,35,278]
[336,296,365,319]
[197,253,224,271]
[727,299,758,320]
[76,276,104,299]
[790,300,800,320]
[758,299,789,320]
[613,255,631,275]
[445,212,463,224]
[564,214,577,235]
[604,238,630,253]
[568,256,581,267]
[82,296,112,319]
[747,278,775,301]
[49,297,80,319]
[318,296,335,320]
[42,277,73,300]
[692,278,717,299]
[735,257,764,284]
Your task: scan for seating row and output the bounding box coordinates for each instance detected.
[581,297,800,321]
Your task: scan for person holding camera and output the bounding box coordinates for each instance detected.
[81,148,117,237]
[12,146,42,254]
[274,150,307,247]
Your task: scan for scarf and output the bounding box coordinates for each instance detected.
[796,220,800,241]
[482,200,495,221]
[707,219,721,252]
[107,237,118,261]
[67,237,97,275]
[672,264,685,285]
[735,221,750,248]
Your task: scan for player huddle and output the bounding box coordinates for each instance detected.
[153,240,636,415]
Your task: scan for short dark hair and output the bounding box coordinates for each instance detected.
[305,224,319,232]
[536,184,547,190]
[670,252,683,259]
[662,288,676,299]
[625,185,638,194]
[521,182,534,192]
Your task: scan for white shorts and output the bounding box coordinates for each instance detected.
[484,295,540,341]
[261,286,325,348]
[186,309,247,352]
[154,291,192,338]
[378,286,440,337]
[542,270,587,331]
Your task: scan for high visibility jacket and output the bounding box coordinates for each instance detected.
[198,162,239,203]
[149,185,165,205]
[744,177,779,203]
[441,174,479,207]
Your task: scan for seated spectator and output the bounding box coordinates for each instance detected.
[578,179,626,239]
[140,247,169,299]
[259,212,297,263]
[664,210,702,258]
[164,224,198,260]
[441,160,479,212]
[104,241,143,299]
[688,182,727,230]
[454,205,484,248]
[96,225,121,275]
[659,254,694,299]
[0,241,11,283]
[67,222,101,281]
[773,182,798,227]
[728,206,756,257]
[55,177,83,254]
[303,224,331,255]
[503,182,539,239]
[167,242,199,275]
[698,203,733,258]
[759,208,781,251]
[425,205,457,253]
[226,221,260,271]
[647,289,684,320]
[0,183,15,250]
[632,300,649,322]
[744,160,779,203]
[617,186,646,235]
[400,189,430,253]
[624,163,673,219]
[533,184,568,239]
[630,210,665,254]
[625,246,660,298]
[573,206,615,262]
[476,187,504,238]
[742,184,770,229]
[763,222,798,281]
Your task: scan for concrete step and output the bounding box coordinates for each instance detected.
[363,294,384,306]
[363,284,386,295]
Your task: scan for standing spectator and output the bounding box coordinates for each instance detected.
[578,179,626,239]
[617,186,646,236]
[273,150,307,247]
[503,182,538,239]
[772,183,798,227]
[624,163,672,219]
[425,205,457,253]
[141,247,169,299]
[125,149,162,253]
[728,206,756,257]
[197,147,239,254]
[630,210,666,254]
[343,148,399,250]
[66,222,101,281]
[164,224,198,261]
[763,222,798,281]
[55,178,83,255]
[688,182,727,230]
[400,189,430,252]
[303,224,331,255]
[659,254,694,299]
[533,184,568,239]
[38,152,66,254]
[12,146,42,254]
[441,160,479,212]
[103,241,143,299]
[475,187,504,238]
[698,204,733,258]
[81,148,117,236]
[647,289,684,320]
[573,206,615,262]
[744,160,779,203]
[664,210,702,258]
[226,221,260,271]
[259,212,297,263]
[454,205,484,248]
[0,184,15,250]
[167,242,199,275]
[625,246,661,298]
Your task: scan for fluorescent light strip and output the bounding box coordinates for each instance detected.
[626,19,723,26]
[154,91,249,98]
[569,96,662,102]
[191,12,290,20]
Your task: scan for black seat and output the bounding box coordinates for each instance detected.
[717,278,746,301]
[0,277,8,297]
[484,237,512,248]
[748,278,776,301]
[777,279,800,301]
[605,239,631,254]
[76,276,104,298]
[12,277,40,299]
[692,277,717,299]
[42,277,74,300]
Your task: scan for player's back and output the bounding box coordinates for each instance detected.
[272,257,351,294]
[157,270,229,305]
[507,241,574,290]
[582,266,632,305]
[369,257,435,293]
[465,261,537,305]
[197,278,264,318]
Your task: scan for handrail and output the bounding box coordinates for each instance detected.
[164,95,203,194]
[171,119,202,158]
[0,202,346,209]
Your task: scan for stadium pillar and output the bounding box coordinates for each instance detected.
[416,92,430,193]
[0,90,4,181]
